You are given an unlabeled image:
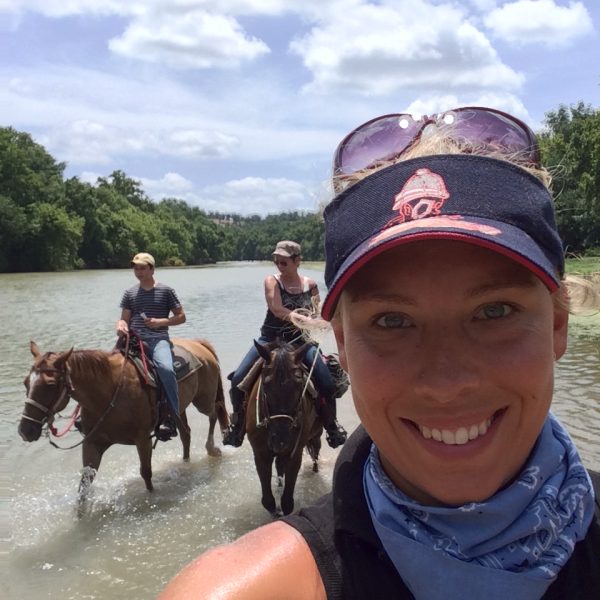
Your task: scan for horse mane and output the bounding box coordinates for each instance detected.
[67,349,114,379]
[269,344,295,381]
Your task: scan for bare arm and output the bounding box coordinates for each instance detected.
[264,276,292,321]
[116,308,131,336]
[159,521,326,600]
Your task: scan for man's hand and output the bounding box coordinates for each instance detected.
[116,319,129,336]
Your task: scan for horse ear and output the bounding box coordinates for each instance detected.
[54,347,74,369]
[254,339,272,363]
[30,341,41,357]
[293,343,312,364]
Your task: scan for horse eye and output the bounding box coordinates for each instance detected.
[264,375,273,384]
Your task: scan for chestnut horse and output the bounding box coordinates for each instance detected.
[18,339,228,503]
[246,339,322,516]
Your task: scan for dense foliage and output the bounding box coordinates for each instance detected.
[0,101,598,272]
[538,102,600,255]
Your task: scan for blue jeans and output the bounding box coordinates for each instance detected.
[229,337,336,411]
[147,339,179,416]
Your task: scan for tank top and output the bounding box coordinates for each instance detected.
[260,275,316,342]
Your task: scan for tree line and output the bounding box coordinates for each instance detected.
[0,101,598,272]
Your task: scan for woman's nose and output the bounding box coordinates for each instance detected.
[412,329,481,403]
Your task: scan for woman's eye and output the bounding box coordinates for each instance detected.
[476,303,514,320]
[374,313,411,328]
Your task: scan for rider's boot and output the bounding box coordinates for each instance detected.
[319,395,347,449]
[156,399,178,441]
[223,388,246,447]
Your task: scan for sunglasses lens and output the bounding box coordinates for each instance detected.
[440,108,538,161]
[335,114,422,176]
[334,107,539,182]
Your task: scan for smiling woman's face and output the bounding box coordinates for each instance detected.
[332,240,568,506]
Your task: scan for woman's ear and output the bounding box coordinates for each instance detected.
[552,300,569,361]
[331,315,348,372]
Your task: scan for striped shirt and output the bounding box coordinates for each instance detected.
[120,283,182,342]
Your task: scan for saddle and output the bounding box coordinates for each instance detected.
[116,336,204,387]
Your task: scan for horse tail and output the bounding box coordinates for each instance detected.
[215,373,230,430]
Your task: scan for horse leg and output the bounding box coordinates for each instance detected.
[78,440,108,515]
[204,412,221,458]
[135,436,154,491]
[280,450,303,516]
[178,411,191,461]
[307,433,322,473]
[253,451,277,515]
[275,455,286,488]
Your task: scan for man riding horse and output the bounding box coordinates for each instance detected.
[117,252,186,440]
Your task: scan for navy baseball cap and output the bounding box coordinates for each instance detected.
[321,154,564,321]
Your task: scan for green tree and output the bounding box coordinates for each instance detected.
[539,102,600,253]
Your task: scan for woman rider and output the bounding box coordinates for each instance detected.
[223,240,347,449]
[162,107,600,599]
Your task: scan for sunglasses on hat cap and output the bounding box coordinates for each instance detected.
[333,107,539,193]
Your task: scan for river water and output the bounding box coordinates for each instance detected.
[2,263,599,599]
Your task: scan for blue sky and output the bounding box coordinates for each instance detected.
[1,0,598,215]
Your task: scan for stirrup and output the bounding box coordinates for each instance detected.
[156,418,177,442]
[325,423,347,449]
[223,412,245,447]
[223,424,244,448]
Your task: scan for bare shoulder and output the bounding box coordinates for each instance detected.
[159,521,326,600]
[264,274,279,289]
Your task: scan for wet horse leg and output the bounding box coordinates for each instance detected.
[205,412,221,457]
[280,449,303,516]
[135,436,154,491]
[178,411,191,461]
[78,439,109,513]
[306,433,322,473]
[253,450,277,515]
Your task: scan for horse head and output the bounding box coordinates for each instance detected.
[254,339,311,454]
[19,341,74,442]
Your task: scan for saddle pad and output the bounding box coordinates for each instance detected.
[130,344,204,387]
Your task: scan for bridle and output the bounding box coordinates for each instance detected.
[255,343,320,431]
[22,364,74,428]
[255,377,306,430]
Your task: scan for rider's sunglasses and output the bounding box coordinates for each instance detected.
[333,106,539,190]
[273,258,289,266]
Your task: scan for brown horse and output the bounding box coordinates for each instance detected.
[246,339,323,516]
[18,339,229,503]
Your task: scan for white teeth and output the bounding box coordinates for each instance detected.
[419,417,494,445]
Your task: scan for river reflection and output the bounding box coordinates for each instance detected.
[2,264,598,599]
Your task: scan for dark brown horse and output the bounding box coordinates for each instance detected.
[18,339,229,504]
[246,339,323,516]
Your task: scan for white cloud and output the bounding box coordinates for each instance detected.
[41,120,239,164]
[139,172,194,197]
[290,1,524,96]
[484,0,594,46]
[190,176,317,215]
[109,10,271,69]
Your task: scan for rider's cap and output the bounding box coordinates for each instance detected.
[273,240,301,258]
[321,154,564,320]
[131,252,155,267]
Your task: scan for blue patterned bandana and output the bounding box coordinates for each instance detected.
[364,413,595,600]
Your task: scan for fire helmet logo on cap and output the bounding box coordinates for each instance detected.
[389,168,450,225]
